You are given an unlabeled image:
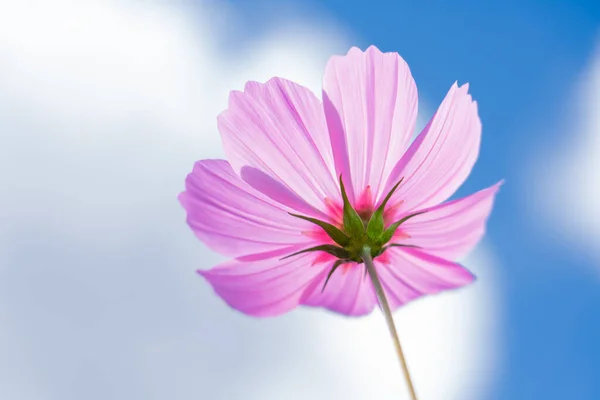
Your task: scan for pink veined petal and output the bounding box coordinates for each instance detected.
[375,265,423,310]
[301,262,377,316]
[218,77,338,218]
[179,159,314,258]
[322,45,418,203]
[377,247,475,311]
[381,82,481,212]
[199,249,325,317]
[396,181,503,260]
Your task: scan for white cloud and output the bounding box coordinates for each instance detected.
[527,40,600,269]
[0,1,500,399]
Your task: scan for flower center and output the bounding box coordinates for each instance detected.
[286,175,423,263]
[284,176,424,291]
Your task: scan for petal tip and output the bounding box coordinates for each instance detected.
[256,76,289,91]
[490,179,506,193]
[227,87,245,103]
[347,45,364,54]
[365,44,382,54]
[178,191,189,208]
[243,80,257,91]
[464,269,477,284]
[196,269,208,277]
[450,265,477,287]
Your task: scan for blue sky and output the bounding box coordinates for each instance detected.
[0,1,599,399]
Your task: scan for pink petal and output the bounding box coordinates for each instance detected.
[378,247,475,310]
[218,78,338,217]
[322,45,418,203]
[179,159,313,258]
[301,262,377,316]
[398,182,503,260]
[199,248,324,317]
[381,82,481,211]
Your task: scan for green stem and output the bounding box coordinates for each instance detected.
[361,246,418,400]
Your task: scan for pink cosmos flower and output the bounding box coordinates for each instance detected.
[180,45,502,318]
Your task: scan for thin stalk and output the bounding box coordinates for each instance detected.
[361,246,418,400]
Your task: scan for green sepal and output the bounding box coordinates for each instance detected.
[339,175,365,238]
[322,260,345,292]
[377,211,425,245]
[380,243,421,254]
[370,245,385,258]
[387,243,421,249]
[366,178,404,242]
[288,213,350,246]
[280,244,350,261]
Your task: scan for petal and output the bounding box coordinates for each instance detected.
[218,77,338,217]
[301,262,377,316]
[322,45,418,203]
[381,82,481,211]
[378,247,475,311]
[199,248,324,317]
[399,182,503,260]
[179,159,313,258]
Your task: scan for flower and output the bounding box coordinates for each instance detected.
[179,45,502,318]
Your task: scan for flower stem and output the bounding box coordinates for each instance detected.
[361,246,418,400]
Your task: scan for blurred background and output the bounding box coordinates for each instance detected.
[0,0,598,399]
